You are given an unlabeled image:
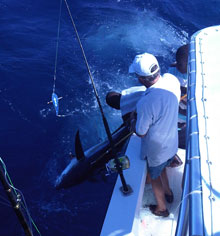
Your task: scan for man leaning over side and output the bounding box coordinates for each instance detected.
[129,53,180,217]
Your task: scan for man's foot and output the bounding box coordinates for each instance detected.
[149,205,169,217]
[168,154,183,168]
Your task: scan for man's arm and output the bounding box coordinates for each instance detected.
[130,115,146,138]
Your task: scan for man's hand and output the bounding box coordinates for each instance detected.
[130,111,137,120]
[129,111,145,138]
[129,111,137,133]
[130,118,137,133]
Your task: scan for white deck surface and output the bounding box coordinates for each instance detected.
[193,25,220,235]
[100,135,185,236]
[139,148,185,236]
[100,135,147,236]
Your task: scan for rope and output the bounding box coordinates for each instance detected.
[180,94,187,101]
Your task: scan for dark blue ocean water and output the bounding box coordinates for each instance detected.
[0,0,220,235]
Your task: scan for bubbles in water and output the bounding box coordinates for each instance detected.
[51,4,189,163]
[40,107,52,118]
[80,7,189,127]
[85,8,188,60]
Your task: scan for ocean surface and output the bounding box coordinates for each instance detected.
[0,0,220,235]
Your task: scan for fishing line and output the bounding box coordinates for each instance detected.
[0,157,33,234]
[0,157,42,236]
[49,0,73,118]
[63,0,115,145]
[63,0,132,194]
[53,0,62,95]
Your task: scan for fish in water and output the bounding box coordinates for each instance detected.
[55,124,132,189]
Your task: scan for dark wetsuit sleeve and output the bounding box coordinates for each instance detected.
[106,91,121,110]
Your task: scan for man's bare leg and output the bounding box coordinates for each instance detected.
[150,175,167,211]
[160,168,172,195]
[146,172,151,184]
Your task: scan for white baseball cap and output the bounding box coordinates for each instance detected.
[129,53,160,76]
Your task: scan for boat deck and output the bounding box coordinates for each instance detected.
[139,148,185,236]
[100,135,185,236]
[101,26,220,236]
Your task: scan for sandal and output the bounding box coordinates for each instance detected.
[165,190,174,203]
[168,154,183,168]
[149,205,169,217]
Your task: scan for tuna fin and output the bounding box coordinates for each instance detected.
[75,130,85,161]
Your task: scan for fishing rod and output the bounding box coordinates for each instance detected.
[63,0,132,195]
[0,159,33,236]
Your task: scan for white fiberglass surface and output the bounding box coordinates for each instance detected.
[195,25,220,235]
[139,148,185,236]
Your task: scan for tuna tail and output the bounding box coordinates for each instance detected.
[75,130,85,161]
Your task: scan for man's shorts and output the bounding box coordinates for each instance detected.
[148,156,175,179]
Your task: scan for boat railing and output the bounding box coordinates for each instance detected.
[175,34,204,236]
